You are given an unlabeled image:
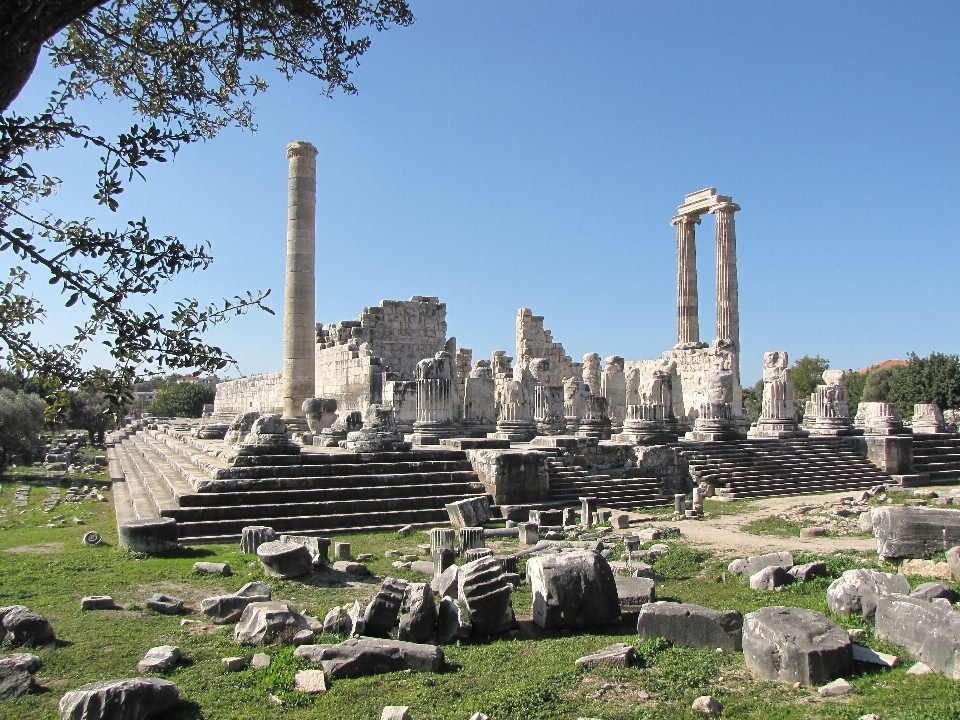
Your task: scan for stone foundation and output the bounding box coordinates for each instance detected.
[213,373,283,416]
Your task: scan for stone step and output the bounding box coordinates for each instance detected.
[114,445,161,520]
[116,443,180,517]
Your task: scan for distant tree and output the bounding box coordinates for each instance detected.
[0,388,45,469]
[146,382,214,418]
[862,365,902,405]
[894,352,960,418]
[791,355,830,423]
[66,386,112,444]
[844,369,868,413]
[133,373,185,393]
[0,369,22,392]
[742,378,764,425]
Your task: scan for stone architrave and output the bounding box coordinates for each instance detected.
[281,141,318,429]
[912,404,946,434]
[804,370,854,436]
[854,402,907,436]
[602,356,627,432]
[749,351,806,439]
[410,352,458,445]
[672,212,701,347]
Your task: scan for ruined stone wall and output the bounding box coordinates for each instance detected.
[515,308,575,386]
[314,344,383,413]
[213,373,284,416]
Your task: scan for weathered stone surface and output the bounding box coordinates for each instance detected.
[332,560,369,576]
[322,606,342,634]
[398,583,437,644]
[458,557,513,636]
[911,582,955,602]
[251,653,271,670]
[240,526,277,555]
[947,545,960,581]
[257,541,313,579]
[872,506,960,559]
[299,638,444,679]
[58,678,180,720]
[430,563,459,599]
[631,563,665,582]
[145,594,183,615]
[344,600,365,638]
[615,577,656,608]
[875,593,960,680]
[0,659,34,700]
[199,582,272,624]
[575,643,634,669]
[691,695,723,717]
[728,552,793,576]
[81,596,116,611]
[852,644,898,667]
[233,602,310,646]
[0,653,40,674]
[221,656,250,672]
[363,578,409,638]
[293,669,327,694]
[276,535,330,566]
[82,531,102,546]
[750,566,791,591]
[526,550,620,631]
[637,602,743,653]
[788,562,828,583]
[899,558,954,581]
[907,661,933,675]
[193,562,231,576]
[0,605,55,646]
[137,646,180,673]
[826,569,909,619]
[381,706,411,720]
[445,496,491,529]
[118,518,178,554]
[293,630,315,645]
[437,597,471,644]
[818,678,854,696]
[743,606,851,686]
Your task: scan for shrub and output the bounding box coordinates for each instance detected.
[146,382,215,418]
[0,388,46,469]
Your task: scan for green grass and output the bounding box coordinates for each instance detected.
[741,515,817,538]
[701,498,760,517]
[2,476,960,719]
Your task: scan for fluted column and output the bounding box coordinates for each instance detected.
[672,214,700,345]
[282,140,318,420]
[711,202,740,353]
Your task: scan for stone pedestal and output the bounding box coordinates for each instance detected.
[580,497,598,529]
[281,141,318,427]
[749,351,806,439]
[576,395,612,440]
[804,370,855,437]
[912,403,946,434]
[235,414,301,456]
[343,405,411,452]
[612,404,675,445]
[685,403,741,442]
[410,352,458,445]
[854,402,908,436]
[534,384,565,436]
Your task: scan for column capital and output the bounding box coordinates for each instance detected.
[671,213,702,227]
[708,202,740,215]
[286,140,318,158]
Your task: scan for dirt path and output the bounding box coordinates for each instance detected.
[633,491,879,559]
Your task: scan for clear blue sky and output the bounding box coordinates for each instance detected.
[10,1,960,385]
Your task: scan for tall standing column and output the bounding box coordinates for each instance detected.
[282,140,318,422]
[712,202,740,353]
[672,213,701,346]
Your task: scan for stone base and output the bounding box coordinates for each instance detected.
[611,431,677,445]
[530,436,598,450]
[281,416,310,434]
[234,440,301,456]
[805,418,856,436]
[490,421,537,443]
[487,431,533,442]
[343,429,411,453]
[890,474,930,488]
[409,422,459,445]
[440,438,511,450]
[748,420,808,439]
[684,429,743,442]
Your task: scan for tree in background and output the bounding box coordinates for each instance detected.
[1,0,414,418]
[791,355,829,423]
[146,382,215,418]
[844,370,867,414]
[894,352,960,418]
[862,365,903,405]
[0,388,46,469]
[66,386,112,444]
[133,374,186,393]
[742,378,763,425]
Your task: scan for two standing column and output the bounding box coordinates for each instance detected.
[673,214,700,346]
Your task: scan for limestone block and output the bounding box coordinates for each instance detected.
[637,602,742,652]
[527,550,620,630]
[445,496,491,528]
[872,506,960,559]
[465,449,548,505]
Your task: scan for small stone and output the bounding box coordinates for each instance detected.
[385,550,401,558]
[906,661,933,675]
[575,643,634,669]
[749,566,791,591]
[357,553,374,561]
[222,656,250,672]
[81,531,102,545]
[335,542,351,560]
[293,629,315,645]
[858,715,882,720]
[138,645,181,673]
[818,678,854,696]
[294,669,327,693]
[251,653,271,669]
[800,527,827,539]
[848,628,865,638]
[691,695,723,716]
[400,554,419,562]
[852,644,897,667]
[194,561,232,576]
[381,706,412,720]
[146,593,184,615]
[80,596,115,611]
[333,560,369,575]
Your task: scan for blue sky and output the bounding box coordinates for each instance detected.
[8,1,960,385]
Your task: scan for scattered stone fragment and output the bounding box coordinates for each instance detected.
[437,597,471,644]
[81,531,102,546]
[344,600,365,638]
[323,606,342,634]
[728,551,793,577]
[800,527,827,539]
[118,517,178,554]
[0,605,56,646]
[871,506,960,560]
[910,582,954,602]
[381,707,412,720]
[194,562,232,576]
[631,563,665,582]
[199,582,272,624]
[293,669,327,693]
[293,630,315,645]
[398,583,437,644]
[278,535,330,566]
[906,661,933,675]
[446,496,491,528]
[233,602,311,646]
[827,569,909,619]
[638,602,743,652]
[875,593,960,679]
[615,577,655,608]
[145,593,183,615]
[852,644,897,667]
[332,560,369,576]
[334,542,351,560]
[431,564,459,599]
[527,550,619,630]
[818,678,854,696]
[257,541,313,579]
[397,525,414,536]
[251,653,271,670]
[298,638,444,679]
[137,645,181,673]
[691,695,723,717]
[357,553,373,562]
[947,545,960,581]
[81,596,116,611]
[788,561,827,583]
[0,659,34,700]
[750,566,791,591]
[743,606,851,686]
[575,643,633,669]
[469,714,490,720]
[899,558,954,581]
[364,578,409,638]
[221,656,250,672]
[240,526,277,555]
[858,715,882,720]
[58,678,180,720]
[459,556,514,636]
[0,653,40,674]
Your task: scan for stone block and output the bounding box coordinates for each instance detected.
[445,496,492,528]
[527,550,620,630]
[118,517,178,554]
[234,602,311,647]
[849,435,914,474]
[827,569,909,619]
[871,505,960,559]
[910,582,954,602]
[742,606,851,686]
[615,576,655,608]
[194,562,232,576]
[575,643,634,669]
[294,669,327,693]
[637,602,742,652]
[301,638,444,679]
[138,645,181,673]
[80,596,115,611]
[240,526,277,555]
[750,566,791,591]
[465,449,549,505]
[788,562,828,582]
[145,593,182,615]
[728,552,793,576]
[58,679,179,720]
[363,578,408,638]
[398,583,437,644]
[257,541,313,579]
[458,556,513,636]
[199,582,272,624]
[875,593,960,680]
[947,545,960,580]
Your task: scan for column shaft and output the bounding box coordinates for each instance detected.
[712,203,740,353]
[673,214,700,345]
[282,141,318,419]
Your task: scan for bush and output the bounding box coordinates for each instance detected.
[66,388,112,445]
[895,351,960,419]
[146,382,215,418]
[0,388,46,469]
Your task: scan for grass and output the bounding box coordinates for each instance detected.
[2,475,960,719]
[701,498,760,517]
[741,515,817,538]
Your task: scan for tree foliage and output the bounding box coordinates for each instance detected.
[146,381,214,417]
[894,352,960,418]
[742,378,763,425]
[0,388,46,469]
[791,355,829,422]
[862,365,902,405]
[843,369,867,413]
[66,385,112,443]
[1,0,413,418]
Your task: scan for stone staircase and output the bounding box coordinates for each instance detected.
[910,433,960,483]
[679,438,892,499]
[108,426,488,544]
[544,449,669,511]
